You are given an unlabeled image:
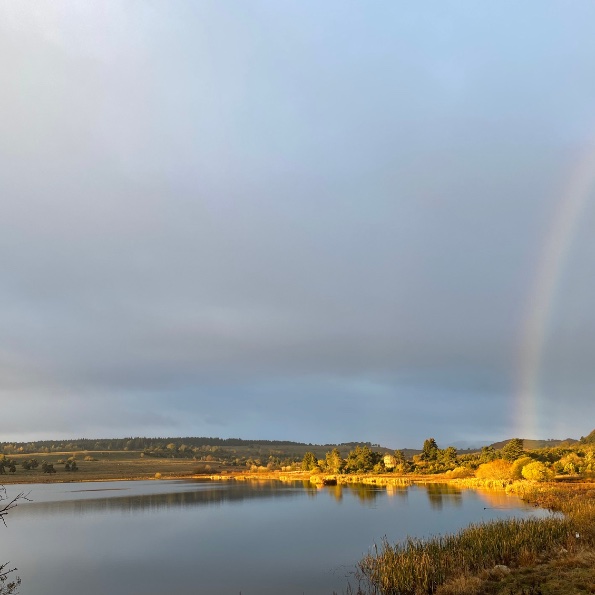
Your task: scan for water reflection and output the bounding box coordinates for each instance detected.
[8,479,548,595]
[343,483,383,503]
[327,484,343,502]
[475,488,526,510]
[423,483,463,510]
[13,480,434,517]
[15,480,303,517]
[386,484,409,500]
[14,480,532,518]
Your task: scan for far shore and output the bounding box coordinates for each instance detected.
[1,469,420,486]
[4,452,594,594]
[4,467,593,490]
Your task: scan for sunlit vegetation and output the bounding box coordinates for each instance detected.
[302,434,595,483]
[0,438,395,476]
[3,430,595,485]
[342,432,595,594]
[475,459,512,481]
[354,483,595,594]
[356,517,571,594]
[3,431,595,593]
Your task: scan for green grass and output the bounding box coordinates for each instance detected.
[0,451,225,483]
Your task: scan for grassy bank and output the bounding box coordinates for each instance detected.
[352,481,595,595]
[0,451,231,484]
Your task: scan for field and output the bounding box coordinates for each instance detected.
[0,450,231,484]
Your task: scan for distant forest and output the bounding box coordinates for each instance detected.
[1,430,594,477]
[0,436,377,455]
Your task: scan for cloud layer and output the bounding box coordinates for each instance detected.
[2,1,595,447]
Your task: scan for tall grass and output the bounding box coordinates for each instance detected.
[357,517,570,594]
[355,482,595,594]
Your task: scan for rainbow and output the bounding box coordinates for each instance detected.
[515,147,595,438]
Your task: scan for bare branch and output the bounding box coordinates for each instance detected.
[0,487,31,528]
[0,486,30,595]
[0,561,21,594]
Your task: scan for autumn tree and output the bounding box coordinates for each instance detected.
[522,461,553,482]
[325,449,344,474]
[344,445,382,473]
[301,451,318,471]
[510,456,533,480]
[383,454,397,470]
[479,446,497,463]
[438,446,458,468]
[394,450,406,465]
[475,459,512,480]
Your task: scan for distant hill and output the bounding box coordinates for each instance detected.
[489,438,578,450]
[2,432,591,460]
[447,440,492,450]
[0,436,397,459]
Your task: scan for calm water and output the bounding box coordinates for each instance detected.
[4,479,550,594]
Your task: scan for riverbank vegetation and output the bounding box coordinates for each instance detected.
[1,429,595,487]
[352,482,595,595]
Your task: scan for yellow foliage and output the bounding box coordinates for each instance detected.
[445,466,474,479]
[510,456,533,480]
[521,461,553,482]
[475,459,512,480]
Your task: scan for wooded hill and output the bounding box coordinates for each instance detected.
[1,432,589,461]
[0,437,401,463]
[488,438,578,450]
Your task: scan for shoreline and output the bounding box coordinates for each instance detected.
[0,470,476,487]
[6,469,594,592]
[5,468,592,489]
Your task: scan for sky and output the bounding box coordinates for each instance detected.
[2,1,595,450]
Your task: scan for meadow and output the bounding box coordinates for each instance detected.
[0,450,221,484]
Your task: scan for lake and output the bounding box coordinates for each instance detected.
[4,479,550,594]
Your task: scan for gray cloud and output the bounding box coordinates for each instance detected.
[2,1,595,447]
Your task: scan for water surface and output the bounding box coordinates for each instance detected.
[4,479,550,594]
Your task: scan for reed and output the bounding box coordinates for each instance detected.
[355,482,595,594]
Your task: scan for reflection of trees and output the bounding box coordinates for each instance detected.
[344,484,382,503]
[327,485,343,502]
[301,480,319,498]
[385,485,408,500]
[12,481,303,517]
[475,489,521,510]
[423,484,463,510]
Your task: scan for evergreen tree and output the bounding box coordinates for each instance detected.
[421,438,439,462]
[501,438,524,462]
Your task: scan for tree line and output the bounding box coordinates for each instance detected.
[0,436,350,455]
[299,434,595,480]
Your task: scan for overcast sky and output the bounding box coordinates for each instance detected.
[2,1,595,449]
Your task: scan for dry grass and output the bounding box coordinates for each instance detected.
[355,481,595,595]
[435,575,483,595]
[479,549,595,594]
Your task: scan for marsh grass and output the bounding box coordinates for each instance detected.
[355,482,595,595]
